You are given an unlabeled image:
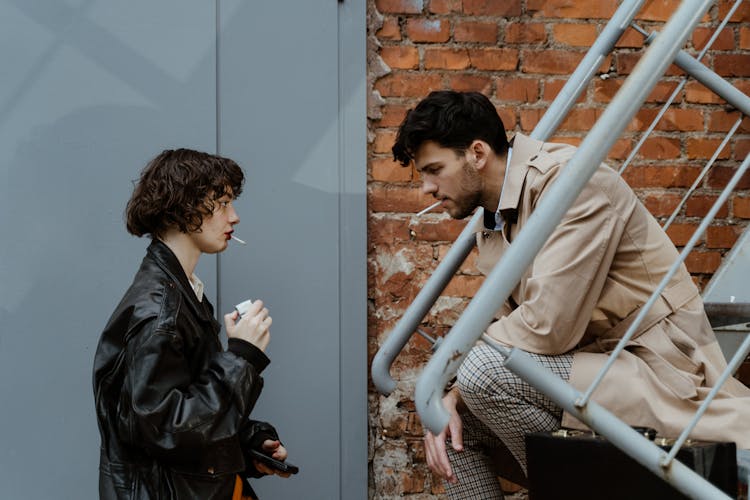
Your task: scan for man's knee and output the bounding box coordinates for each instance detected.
[456,345,510,396]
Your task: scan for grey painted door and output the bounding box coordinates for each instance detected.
[0,0,365,498]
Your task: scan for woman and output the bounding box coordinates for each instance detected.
[93,149,290,499]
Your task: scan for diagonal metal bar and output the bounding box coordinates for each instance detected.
[416,0,714,434]
[370,0,646,395]
[662,117,742,231]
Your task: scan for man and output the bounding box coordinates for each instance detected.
[391,91,750,498]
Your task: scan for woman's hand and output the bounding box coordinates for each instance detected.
[224,300,272,351]
[253,439,292,478]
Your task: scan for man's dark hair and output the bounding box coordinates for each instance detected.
[392,90,509,166]
[125,148,244,238]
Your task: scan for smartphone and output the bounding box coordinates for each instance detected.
[248,449,299,475]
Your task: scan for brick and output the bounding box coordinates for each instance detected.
[468,48,519,71]
[714,55,750,77]
[684,251,722,274]
[626,109,659,132]
[666,223,700,246]
[692,27,735,51]
[369,185,433,213]
[380,46,419,69]
[437,245,480,275]
[520,108,544,132]
[377,16,402,41]
[615,27,646,48]
[373,130,397,154]
[685,81,726,105]
[448,74,492,94]
[558,108,600,131]
[734,196,750,218]
[379,104,410,127]
[706,225,738,249]
[608,138,633,161]
[686,137,730,160]
[444,275,483,297]
[736,138,750,161]
[405,18,450,43]
[401,469,426,493]
[428,0,461,14]
[410,218,467,242]
[553,24,598,47]
[374,73,443,97]
[496,77,539,102]
[718,0,750,22]
[521,49,584,75]
[454,21,498,44]
[621,165,700,189]
[640,137,681,159]
[593,79,682,104]
[707,166,750,191]
[463,0,522,16]
[741,27,750,50]
[637,0,702,22]
[616,53,683,77]
[685,196,730,218]
[498,108,517,130]
[424,48,471,70]
[643,193,681,216]
[368,218,412,245]
[504,22,546,44]
[543,79,586,103]
[371,157,412,182]
[655,109,704,132]
[527,0,617,19]
[375,0,423,14]
[709,111,750,133]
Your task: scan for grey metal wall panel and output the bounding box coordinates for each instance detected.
[218,1,364,498]
[0,1,216,497]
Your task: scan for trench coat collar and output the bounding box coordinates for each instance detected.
[474,132,546,232]
[146,239,215,323]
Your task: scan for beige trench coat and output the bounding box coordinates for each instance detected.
[474,133,750,448]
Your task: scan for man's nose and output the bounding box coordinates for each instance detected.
[422,178,437,195]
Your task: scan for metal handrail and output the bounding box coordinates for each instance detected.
[371,0,647,395]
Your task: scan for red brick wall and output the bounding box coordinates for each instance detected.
[367,1,750,497]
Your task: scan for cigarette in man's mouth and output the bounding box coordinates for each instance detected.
[231,235,247,245]
[416,200,442,217]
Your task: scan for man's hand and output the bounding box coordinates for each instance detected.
[252,439,292,478]
[424,387,464,485]
[224,300,272,351]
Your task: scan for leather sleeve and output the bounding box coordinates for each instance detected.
[117,287,266,471]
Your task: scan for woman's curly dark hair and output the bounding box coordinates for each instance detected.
[125,148,244,238]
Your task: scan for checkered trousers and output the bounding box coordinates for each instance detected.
[444,342,573,499]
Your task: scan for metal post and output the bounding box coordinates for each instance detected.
[416,0,714,434]
[371,0,646,395]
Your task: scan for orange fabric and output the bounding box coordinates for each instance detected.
[232,475,254,500]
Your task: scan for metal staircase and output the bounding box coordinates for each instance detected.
[372,1,750,497]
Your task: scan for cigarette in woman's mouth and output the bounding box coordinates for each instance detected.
[231,235,247,245]
[416,200,442,217]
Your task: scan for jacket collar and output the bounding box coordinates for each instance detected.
[146,239,214,322]
[475,132,546,232]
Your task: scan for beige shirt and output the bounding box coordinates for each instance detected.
[474,133,750,447]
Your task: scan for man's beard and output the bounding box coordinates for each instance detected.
[447,160,483,219]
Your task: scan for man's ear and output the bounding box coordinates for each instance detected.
[468,140,490,170]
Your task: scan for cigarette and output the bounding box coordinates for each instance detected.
[231,235,247,245]
[416,201,441,216]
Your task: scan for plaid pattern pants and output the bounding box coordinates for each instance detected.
[444,342,573,499]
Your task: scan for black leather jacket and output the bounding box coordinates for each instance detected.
[93,240,275,499]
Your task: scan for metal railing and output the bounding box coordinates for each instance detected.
[372,1,749,498]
